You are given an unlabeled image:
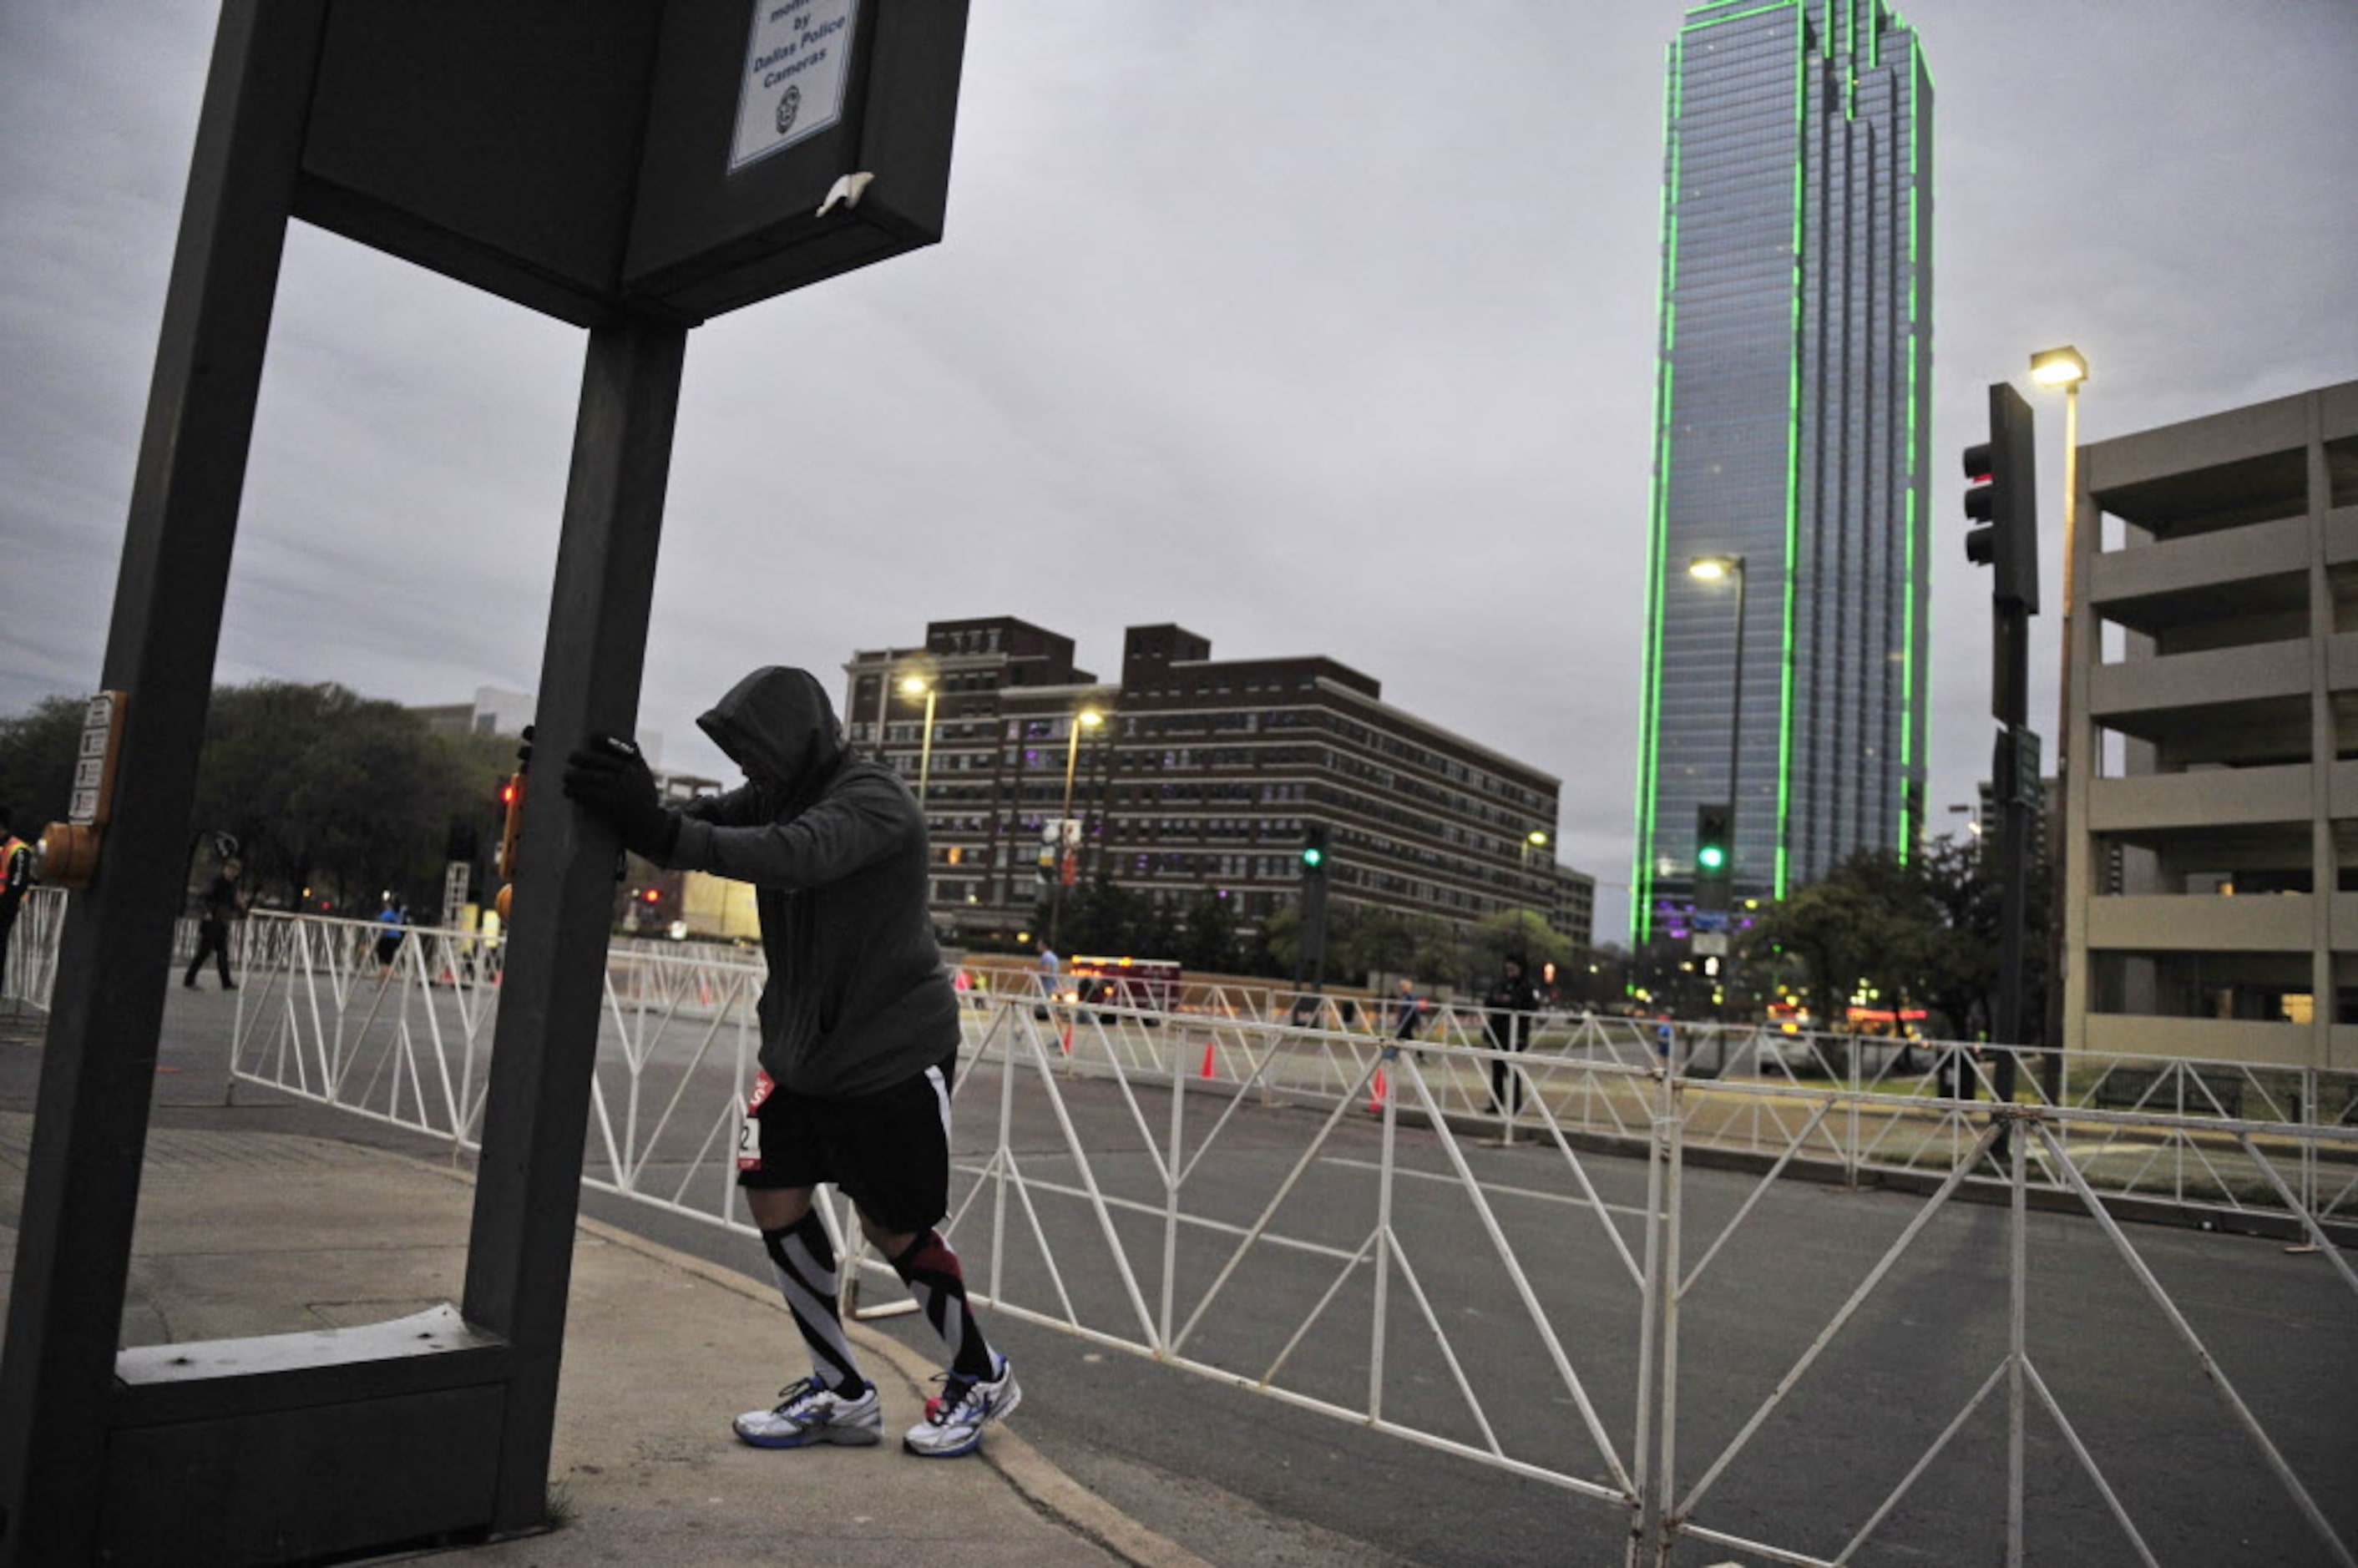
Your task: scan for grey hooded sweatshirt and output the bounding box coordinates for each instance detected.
[659,666,958,1099]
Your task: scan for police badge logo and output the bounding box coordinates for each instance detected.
[776,83,802,136]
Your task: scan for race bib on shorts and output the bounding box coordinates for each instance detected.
[737,1070,776,1171]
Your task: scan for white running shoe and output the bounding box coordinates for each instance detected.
[732,1376,883,1449]
[903,1358,1020,1458]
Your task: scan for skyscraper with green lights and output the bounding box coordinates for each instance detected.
[1632,0,1932,941]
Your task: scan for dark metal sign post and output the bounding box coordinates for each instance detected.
[0,3,967,1562]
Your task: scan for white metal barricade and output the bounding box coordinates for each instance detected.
[111,910,2345,1564]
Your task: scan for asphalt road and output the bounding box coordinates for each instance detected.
[8,986,2355,1566]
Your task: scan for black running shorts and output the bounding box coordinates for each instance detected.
[736,1054,957,1235]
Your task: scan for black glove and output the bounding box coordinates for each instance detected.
[563,736,680,861]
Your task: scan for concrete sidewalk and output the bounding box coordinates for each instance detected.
[0,1110,1208,1568]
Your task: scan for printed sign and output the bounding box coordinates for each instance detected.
[730,0,858,173]
[69,691,125,826]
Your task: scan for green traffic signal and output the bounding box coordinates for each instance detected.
[1302,846,1323,867]
[1693,801,1733,912]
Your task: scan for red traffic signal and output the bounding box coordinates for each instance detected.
[1961,382,2038,612]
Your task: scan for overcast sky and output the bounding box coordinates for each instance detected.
[3,1,2354,942]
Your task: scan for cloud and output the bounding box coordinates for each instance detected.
[2,0,2351,945]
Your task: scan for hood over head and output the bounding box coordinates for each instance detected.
[697,667,846,802]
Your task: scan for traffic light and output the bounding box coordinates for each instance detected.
[492,771,526,921]
[1962,381,2039,613]
[495,774,524,879]
[1694,802,1732,912]
[1301,822,1329,874]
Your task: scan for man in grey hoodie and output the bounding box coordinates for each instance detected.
[563,666,1018,1459]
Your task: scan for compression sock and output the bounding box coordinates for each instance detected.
[890,1228,995,1380]
[761,1213,865,1396]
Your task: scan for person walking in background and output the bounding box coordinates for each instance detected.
[373,896,406,977]
[1390,977,1425,1042]
[183,857,246,990]
[0,806,32,1001]
[1483,953,1539,1115]
[563,665,1020,1460]
[1032,940,1062,1019]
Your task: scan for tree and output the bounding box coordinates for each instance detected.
[2,681,517,921]
[1043,874,1189,962]
[186,682,512,914]
[0,695,84,830]
[1335,905,1412,984]
[1557,943,1631,1010]
[1177,890,1240,973]
[1464,908,1573,989]
[1259,902,1303,978]
[1912,830,2052,1044]
[1742,850,1946,1029]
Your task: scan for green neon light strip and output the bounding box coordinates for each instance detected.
[1632,36,1686,941]
[1897,26,1929,859]
[1907,8,1936,90]
[1774,9,1804,898]
[1901,334,1920,768]
[1897,32,1920,808]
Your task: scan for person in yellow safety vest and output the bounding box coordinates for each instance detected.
[0,804,33,1001]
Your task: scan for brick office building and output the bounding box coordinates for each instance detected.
[843,618,1585,953]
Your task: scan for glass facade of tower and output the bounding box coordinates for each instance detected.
[1632,0,1932,939]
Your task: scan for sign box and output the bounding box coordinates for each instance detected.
[294,0,969,326]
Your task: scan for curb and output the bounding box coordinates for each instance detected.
[572,1208,1216,1568]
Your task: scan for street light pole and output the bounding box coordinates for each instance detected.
[1688,554,1748,883]
[1519,829,1550,930]
[899,675,938,809]
[1690,554,1747,1027]
[2031,346,2087,1080]
[1046,708,1101,950]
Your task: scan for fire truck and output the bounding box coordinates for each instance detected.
[1066,954,1181,1019]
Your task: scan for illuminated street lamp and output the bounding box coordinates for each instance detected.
[2028,344,2087,387]
[898,674,938,808]
[1047,708,1104,948]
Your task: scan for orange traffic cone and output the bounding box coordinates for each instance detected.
[1200,1039,1218,1079]
[1061,1020,1074,1055]
[1368,1065,1389,1114]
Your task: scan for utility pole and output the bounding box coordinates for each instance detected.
[1964,382,2040,1127]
